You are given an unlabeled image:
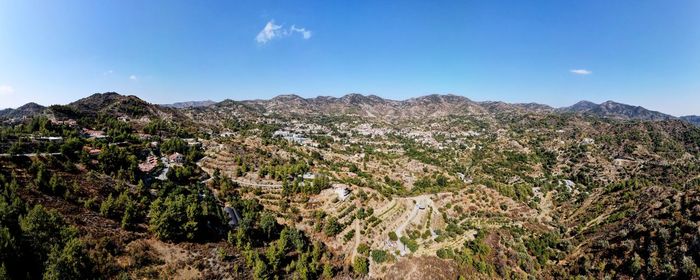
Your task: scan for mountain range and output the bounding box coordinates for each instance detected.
[1,92,697,126]
[161,100,216,109]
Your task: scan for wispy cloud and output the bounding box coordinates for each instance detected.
[0,85,14,95]
[290,25,312,39]
[255,20,312,44]
[129,75,138,81]
[103,70,114,76]
[570,69,592,75]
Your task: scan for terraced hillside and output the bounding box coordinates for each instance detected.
[1,93,698,279]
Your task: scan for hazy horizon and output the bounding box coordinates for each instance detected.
[1,1,698,115]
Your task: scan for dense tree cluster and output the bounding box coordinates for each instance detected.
[148,185,221,241]
[0,176,95,279]
[144,119,194,137]
[226,197,336,279]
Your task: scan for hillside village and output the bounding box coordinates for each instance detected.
[0,92,699,279]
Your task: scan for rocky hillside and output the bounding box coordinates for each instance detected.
[0,102,47,120]
[559,100,675,121]
[3,93,692,125]
[0,92,188,125]
[682,115,700,127]
[219,94,683,123]
[65,92,181,120]
[183,93,670,126]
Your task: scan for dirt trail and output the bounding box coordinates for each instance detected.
[349,220,361,261]
[537,191,554,223]
[566,190,602,224]
[395,203,421,255]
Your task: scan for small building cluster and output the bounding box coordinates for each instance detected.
[139,155,159,173]
[50,119,78,127]
[83,146,102,156]
[273,130,314,146]
[82,128,107,139]
[168,152,184,164]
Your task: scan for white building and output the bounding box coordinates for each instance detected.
[334,185,351,201]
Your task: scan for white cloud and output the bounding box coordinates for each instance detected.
[103,70,114,75]
[256,20,283,43]
[255,20,312,44]
[0,85,14,95]
[290,25,312,39]
[129,75,138,81]
[570,69,592,75]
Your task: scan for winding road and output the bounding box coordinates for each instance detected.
[395,202,422,256]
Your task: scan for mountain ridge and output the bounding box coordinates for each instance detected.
[0,102,47,119]
[557,100,675,121]
[681,115,700,126]
[1,92,694,123]
[161,100,216,109]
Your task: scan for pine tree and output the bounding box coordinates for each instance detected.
[121,201,135,229]
[99,194,114,218]
[322,263,333,279]
[353,256,369,276]
[43,238,94,280]
[253,257,268,280]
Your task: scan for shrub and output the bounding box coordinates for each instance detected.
[323,217,342,236]
[357,243,370,255]
[388,231,398,241]
[400,236,418,253]
[344,229,356,242]
[371,250,388,263]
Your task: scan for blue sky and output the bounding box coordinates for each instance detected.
[0,1,698,115]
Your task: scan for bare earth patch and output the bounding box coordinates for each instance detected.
[383,256,461,280]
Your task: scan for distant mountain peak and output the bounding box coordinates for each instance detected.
[0,102,47,119]
[567,100,599,111]
[100,91,121,97]
[409,94,472,104]
[71,92,139,106]
[339,93,384,105]
[273,94,303,99]
[600,100,627,107]
[561,100,674,121]
[17,102,45,110]
[162,100,216,109]
[62,91,182,120]
[680,115,700,127]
